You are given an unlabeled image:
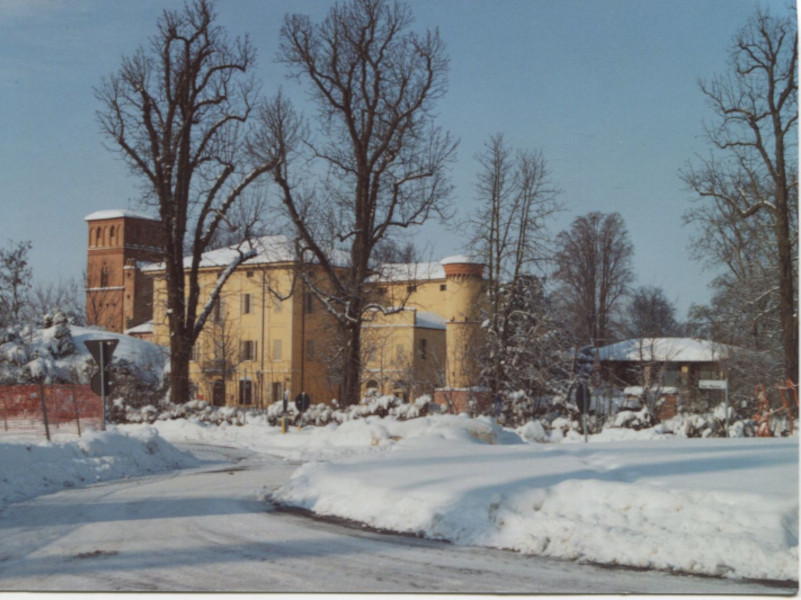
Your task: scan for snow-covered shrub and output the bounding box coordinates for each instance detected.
[43,311,75,358]
[517,419,549,443]
[111,393,440,429]
[106,357,168,411]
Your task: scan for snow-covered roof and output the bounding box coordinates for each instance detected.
[142,235,296,272]
[85,209,159,222]
[440,254,479,265]
[599,338,730,363]
[124,320,154,335]
[415,311,446,330]
[369,261,446,283]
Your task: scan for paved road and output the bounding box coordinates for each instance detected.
[0,444,793,593]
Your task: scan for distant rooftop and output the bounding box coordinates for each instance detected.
[85,209,159,222]
[598,338,731,363]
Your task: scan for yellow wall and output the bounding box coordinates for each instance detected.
[149,259,485,406]
[361,308,446,400]
[151,263,341,408]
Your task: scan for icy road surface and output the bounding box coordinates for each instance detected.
[0,444,792,594]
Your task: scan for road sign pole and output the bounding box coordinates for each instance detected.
[100,347,106,432]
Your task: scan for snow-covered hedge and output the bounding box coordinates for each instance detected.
[111,394,440,427]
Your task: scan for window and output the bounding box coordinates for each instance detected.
[240,340,257,361]
[377,287,387,296]
[419,338,428,360]
[303,292,314,314]
[100,263,109,287]
[190,343,201,363]
[396,344,405,362]
[239,380,253,405]
[246,270,254,278]
[212,299,222,323]
[241,293,252,315]
[407,285,417,293]
[272,339,283,361]
[272,382,283,404]
[440,284,447,292]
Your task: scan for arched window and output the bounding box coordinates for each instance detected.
[95,228,102,247]
[109,225,116,246]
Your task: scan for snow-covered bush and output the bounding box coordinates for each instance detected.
[106,357,168,410]
[44,311,75,358]
[607,407,655,430]
[517,419,549,443]
[110,393,440,428]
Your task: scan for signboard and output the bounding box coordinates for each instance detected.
[84,338,118,432]
[295,392,311,413]
[84,339,119,367]
[90,371,113,396]
[699,379,728,391]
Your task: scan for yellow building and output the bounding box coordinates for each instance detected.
[87,213,487,409]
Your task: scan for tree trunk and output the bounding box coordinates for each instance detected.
[775,189,798,384]
[169,336,193,405]
[166,244,193,404]
[340,319,363,406]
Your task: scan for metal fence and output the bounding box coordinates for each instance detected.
[0,384,102,440]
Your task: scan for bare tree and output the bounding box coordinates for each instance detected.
[95,0,278,403]
[200,296,240,399]
[682,6,797,384]
[553,212,634,347]
[252,0,456,405]
[0,240,32,326]
[624,285,679,339]
[467,133,561,395]
[28,277,85,326]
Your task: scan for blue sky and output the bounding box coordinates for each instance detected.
[0,0,785,318]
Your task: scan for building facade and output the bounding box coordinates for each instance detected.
[85,210,163,335]
[85,215,487,409]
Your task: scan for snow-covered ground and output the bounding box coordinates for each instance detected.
[0,428,199,509]
[1,413,797,583]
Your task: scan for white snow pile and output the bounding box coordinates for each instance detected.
[0,427,200,509]
[7,404,794,583]
[265,416,798,582]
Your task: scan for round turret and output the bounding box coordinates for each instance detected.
[440,255,485,391]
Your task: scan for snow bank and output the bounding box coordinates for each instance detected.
[0,427,200,509]
[16,410,792,583]
[268,419,798,582]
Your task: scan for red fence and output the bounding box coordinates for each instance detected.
[0,384,102,440]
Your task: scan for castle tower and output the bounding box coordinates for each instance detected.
[441,255,485,392]
[85,210,163,333]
